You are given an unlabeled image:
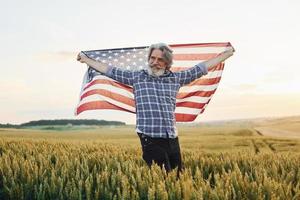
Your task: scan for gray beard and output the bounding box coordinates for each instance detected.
[147,65,165,77]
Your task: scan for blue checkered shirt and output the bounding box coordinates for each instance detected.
[106,64,207,138]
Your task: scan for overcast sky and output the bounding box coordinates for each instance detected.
[1,0,299,124]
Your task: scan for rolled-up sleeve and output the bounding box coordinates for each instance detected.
[105,66,135,86]
[174,63,208,86]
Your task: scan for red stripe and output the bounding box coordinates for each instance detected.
[83,79,133,92]
[177,90,216,99]
[76,101,135,115]
[175,113,197,122]
[176,102,206,108]
[193,77,221,85]
[180,77,221,86]
[80,89,135,107]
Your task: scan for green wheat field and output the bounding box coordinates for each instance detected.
[1,116,300,199]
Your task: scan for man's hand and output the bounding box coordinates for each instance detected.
[222,46,235,56]
[77,52,88,63]
[76,51,109,73]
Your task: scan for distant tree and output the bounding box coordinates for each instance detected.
[0,123,19,128]
[20,119,125,126]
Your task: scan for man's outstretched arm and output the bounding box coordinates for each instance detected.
[77,52,109,73]
[202,47,234,71]
[77,51,136,86]
[175,46,235,86]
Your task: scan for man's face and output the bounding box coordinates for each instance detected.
[149,49,168,71]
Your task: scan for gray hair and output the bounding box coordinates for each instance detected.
[147,43,173,70]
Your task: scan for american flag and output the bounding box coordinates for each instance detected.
[76,42,232,122]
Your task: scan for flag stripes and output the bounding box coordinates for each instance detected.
[76,42,231,122]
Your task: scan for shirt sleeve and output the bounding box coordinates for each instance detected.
[105,66,135,86]
[173,63,208,86]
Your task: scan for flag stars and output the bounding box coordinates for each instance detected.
[85,47,152,72]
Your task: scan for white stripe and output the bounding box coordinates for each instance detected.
[78,94,136,112]
[83,74,127,84]
[173,46,228,54]
[206,70,223,79]
[179,83,219,93]
[172,60,205,67]
[82,83,134,99]
[176,96,210,103]
[175,107,202,115]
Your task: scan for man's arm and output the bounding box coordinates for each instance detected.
[77,51,136,86]
[174,46,235,86]
[202,47,234,71]
[77,52,109,73]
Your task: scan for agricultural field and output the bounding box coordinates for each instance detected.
[1,117,300,199]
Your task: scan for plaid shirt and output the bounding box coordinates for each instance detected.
[106,64,208,138]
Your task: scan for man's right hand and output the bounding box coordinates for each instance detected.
[76,51,109,73]
[77,52,88,63]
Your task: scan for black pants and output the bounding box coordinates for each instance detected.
[138,133,182,173]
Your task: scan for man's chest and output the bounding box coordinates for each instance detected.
[133,77,180,98]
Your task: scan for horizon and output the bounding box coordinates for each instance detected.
[2,114,299,126]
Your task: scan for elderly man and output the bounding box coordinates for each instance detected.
[77,43,234,173]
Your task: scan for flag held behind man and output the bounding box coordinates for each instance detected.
[75,42,232,122]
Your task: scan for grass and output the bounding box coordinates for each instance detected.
[1,124,299,153]
[1,122,300,199]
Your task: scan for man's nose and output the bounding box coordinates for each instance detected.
[153,58,158,64]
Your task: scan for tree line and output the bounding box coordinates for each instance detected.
[0,119,125,128]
